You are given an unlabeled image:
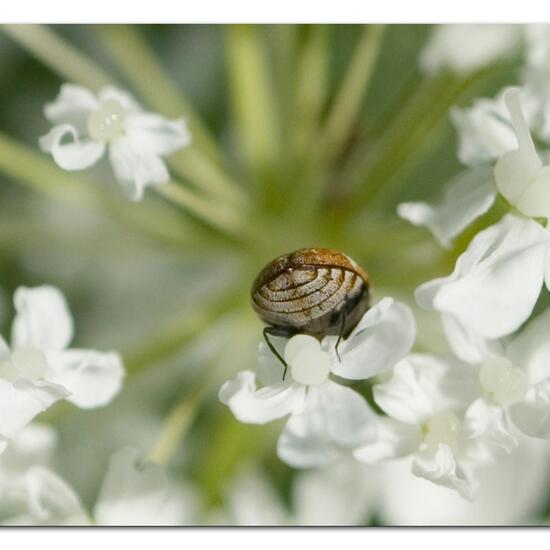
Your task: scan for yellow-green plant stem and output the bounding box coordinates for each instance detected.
[0,132,209,247]
[293,25,329,160]
[345,69,496,213]
[226,25,281,179]
[319,25,385,164]
[146,309,254,467]
[147,379,209,466]
[94,24,219,163]
[2,24,111,91]
[169,150,249,210]
[156,181,246,238]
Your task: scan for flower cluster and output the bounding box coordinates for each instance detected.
[0,285,124,454]
[0,424,197,525]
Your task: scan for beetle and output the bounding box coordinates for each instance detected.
[251,247,371,379]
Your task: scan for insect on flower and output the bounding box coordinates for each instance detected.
[251,248,371,378]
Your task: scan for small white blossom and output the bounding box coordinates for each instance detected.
[219,298,416,468]
[419,24,522,76]
[443,308,550,447]
[40,84,191,200]
[354,355,491,499]
[0,286,124,451]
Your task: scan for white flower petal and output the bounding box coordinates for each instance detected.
[494,88,546,213]
[277,381,377,468]
[293,458,377,526]
[379,435,550,525]
[223,468,288,526]
[354,417,421,464]
[416,214,550,339]
[98,86,142,113]
[509,381,550,438]
[441,314,502,365]
[0,423,57,476]
[219,370,305,425]
[46,349,124,409]
[44,83,98,132]
[450,92,519,166]
[373,354,478,425]
[412,444,475,500]
[124,113,191,156]
[506,308,550,385]
[12,286,73,352]
[21,466,89,525]
[109,137,169,201]
[328,299,416,380]
[397,167,496,247]
[0,378,68,439]
[39,124,105,171]
[464,397,517,453]
[94,448,196,526]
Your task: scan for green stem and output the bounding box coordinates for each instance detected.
[156,181,246,238]
[226,25,281,178]
[147,379,208,466]
[319,25,385,163]
[2,24,111,91]
[0,132,203,247]
[169,149,249,210]
[345,67,499,213]
[293,25,329,160]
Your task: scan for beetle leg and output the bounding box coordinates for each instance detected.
[263,327,290,380]
[335,310,346,363]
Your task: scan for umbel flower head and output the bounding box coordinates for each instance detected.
[219,298,416,468]
[0,286,124,452]
[40,84,191,200]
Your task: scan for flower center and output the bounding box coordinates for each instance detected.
[284,334,330,386]
[478,356,528,406]
[87,99,126,142]
[11,346,49,380]
[422,411,462,453]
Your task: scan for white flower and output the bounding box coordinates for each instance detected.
[215,458,377,526]
[377,435,550,525]
[40,84,191,200]
[0,446,198,526]
[354,355,490,499]
[443,308,550,447]
[416,213,550,340]
[419,24,522,76]
[398,88,545,247]
[219,298,416,468]
[0,286,125,450]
